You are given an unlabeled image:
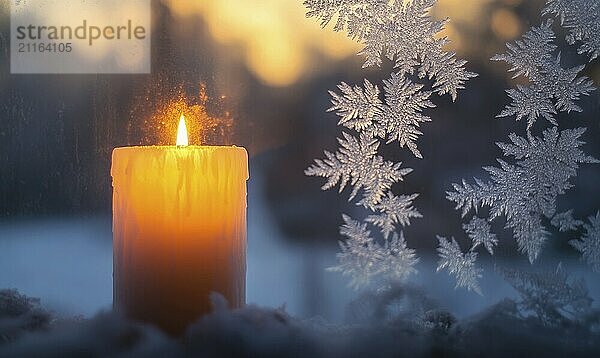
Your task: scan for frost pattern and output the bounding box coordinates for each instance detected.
[542,0,600,61]
[365,192,422,240]
[439,11,599,294]
[551,210,584,232]
[491,21,595,130]
[500,265,592,326]
[448,127,598,263]
[329,215,419,289]
[463,217,497,255]
[570,212,600,272]
[305,0,475,288]
[305,132,413,208]
[304,0,477,100]
[436,236,482,294]
[329,74,435,159]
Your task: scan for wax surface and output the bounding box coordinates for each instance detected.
[111,146,248,335]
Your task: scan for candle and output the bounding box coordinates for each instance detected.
[111,115,248,335]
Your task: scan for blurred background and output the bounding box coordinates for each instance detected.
[0,0,599,322]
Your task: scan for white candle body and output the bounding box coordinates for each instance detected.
[111,146,248,335]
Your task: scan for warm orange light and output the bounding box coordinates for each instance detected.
[111,144,249,335]
[176,114,189,146]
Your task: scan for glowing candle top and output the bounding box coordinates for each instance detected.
[176,114,189,146]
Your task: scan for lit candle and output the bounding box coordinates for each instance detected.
[111,114,248,335]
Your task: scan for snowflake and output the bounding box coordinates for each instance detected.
[500,264,593,326]
[542,0,600,61]
[570,212,600,272]
[491,20,595,130]
[329,215,419,289]
[304,0,477,100]
[551,209,584,232]
[305,132,413,209]
[463,216,498,255]
[448,127,598,263]
[328,79,384,134]
[365,192,422,239]
[380,73,434,158]
[436,236,482,295]
[329,74,434,158]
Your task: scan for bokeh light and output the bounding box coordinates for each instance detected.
[162,0,361,87]
[491,8,522,40]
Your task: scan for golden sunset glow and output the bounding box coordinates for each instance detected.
[162,0,360,87]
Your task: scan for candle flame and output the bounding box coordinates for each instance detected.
[176,114,189,146]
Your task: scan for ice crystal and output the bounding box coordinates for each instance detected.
[491,21,595,129]
[304,0,477,100]
[542,0,600,61]
[305,132,413,209]
[329,215,419,289]
[500,265,593,325]
[570,212,600,272]
[328,79,384,134]
[436,236,482,294]
[463,217,498,255]
[551,209,584,232]
[448,127,598,263]
[329,74,434,158]
[365,192,422,239]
